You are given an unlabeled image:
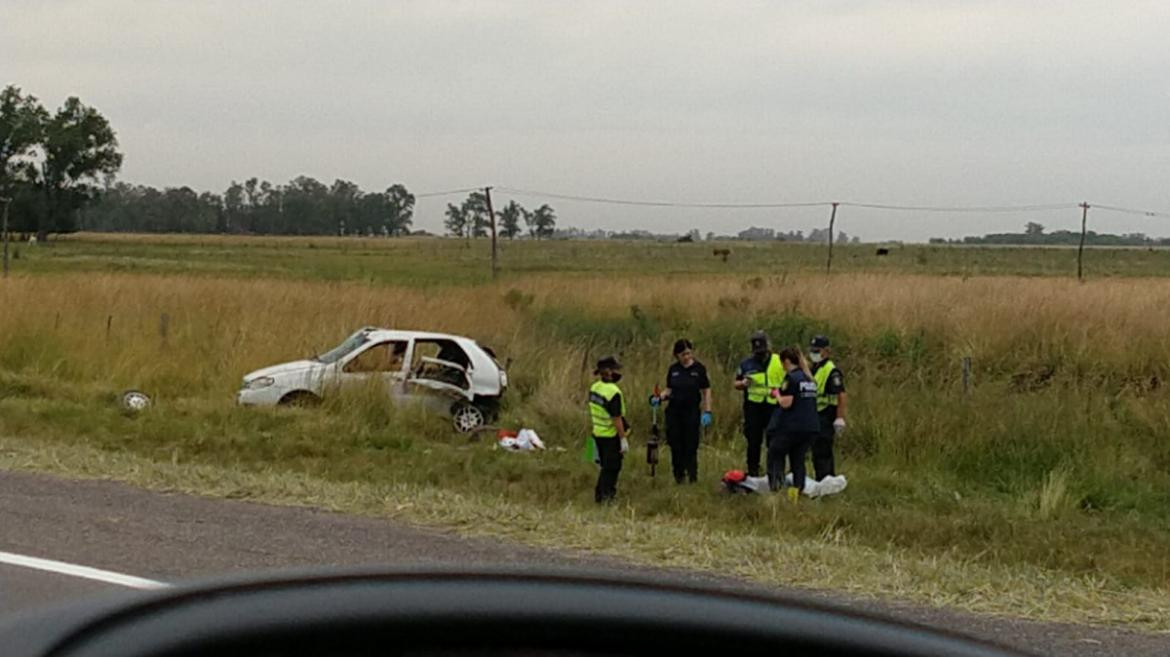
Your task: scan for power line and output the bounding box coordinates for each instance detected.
[414,187,483,199]
[496,186,830,209]
[1092,204,1170,219]
[838,201,1078,214]
[430,185,1170,219]
[497,187,1086,214]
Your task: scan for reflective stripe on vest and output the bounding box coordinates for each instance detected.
[814,360,838,412]
[746,353,784,405]
[589,380,625,438]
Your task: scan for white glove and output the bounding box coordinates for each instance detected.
[620,437,629,454]
[833,418,847,434]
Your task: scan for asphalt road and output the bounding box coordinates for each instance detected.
[0,469,1166,657]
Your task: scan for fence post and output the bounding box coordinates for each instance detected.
[826,202,839,275]
[962,356,972,395]
[1077,202,1090,281]
[1,196,10,279]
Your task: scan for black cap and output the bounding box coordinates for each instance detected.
[810,335,831,349]
[750,330,769,351]
[594,355,622,374]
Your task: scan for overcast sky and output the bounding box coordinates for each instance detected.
[5,1,1169,240]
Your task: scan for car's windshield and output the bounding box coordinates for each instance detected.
[315,332,369,364]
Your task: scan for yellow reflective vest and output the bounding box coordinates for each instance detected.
[589,380,626,438]
[745,353,784,405]
[813,360,839,412]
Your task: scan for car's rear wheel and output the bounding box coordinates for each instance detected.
[451,401,486,433]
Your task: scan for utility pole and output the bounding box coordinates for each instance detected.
[1,196,11,279]
[1077,202,1090,282]
[484,186,498,280]
[826,202,839,275]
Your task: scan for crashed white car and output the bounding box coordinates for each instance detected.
[237,327,508,432]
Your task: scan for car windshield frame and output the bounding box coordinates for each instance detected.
[315,332,371,364]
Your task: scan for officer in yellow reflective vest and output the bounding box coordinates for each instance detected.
[809,335,848,480]
[589,355,629,504]
[733,331,784,477]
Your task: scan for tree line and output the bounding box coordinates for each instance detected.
[83,178,416,236]
[443,192,556,239]
[931,222,1170,247]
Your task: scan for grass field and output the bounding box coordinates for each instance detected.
[3,234,1170,629]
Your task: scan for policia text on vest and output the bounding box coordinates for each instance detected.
[588,356,628,504]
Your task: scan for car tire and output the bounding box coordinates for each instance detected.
[279,391,321,407]
[451,401,486,433]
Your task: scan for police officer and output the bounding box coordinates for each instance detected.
[734,330,784,477]
[588,355,628,504]
[656,339,712,484]
[809,335,848,480]
[765,346,820,493]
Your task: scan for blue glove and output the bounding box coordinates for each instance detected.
[649,395,661,407]
[701,411,713,428]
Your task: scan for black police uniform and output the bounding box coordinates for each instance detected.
[665,360,710,483]
[736,355,773,477]
[811,361,846,480]
[765,369,820,492]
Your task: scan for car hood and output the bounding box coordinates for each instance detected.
[244,360,321,381]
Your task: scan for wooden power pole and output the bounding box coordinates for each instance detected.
[484,186,498,280]
[1077,202,1090,281]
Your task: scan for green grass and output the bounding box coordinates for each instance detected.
[14,233,1170,283]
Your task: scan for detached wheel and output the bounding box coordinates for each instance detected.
[451,401,486,433]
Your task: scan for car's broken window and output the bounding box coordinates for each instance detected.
[344,341,407,373]
[316,332,370,364]
[410,340,470,389]
[412,340,470,369]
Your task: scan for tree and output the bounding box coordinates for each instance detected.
[383,184,414,236]
[497,201,524,239]
[224,181,245,233]
[444,202,468,237]
[1025,222,1045,236]
[283,176,329,235]
[36,96,123,238]
[329,179,360,236]
[807,227,829,243]
[530,204,556,239]
[460,191,490,238]
[0,86,47,197]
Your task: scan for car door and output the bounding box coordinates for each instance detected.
[337,340,409,395]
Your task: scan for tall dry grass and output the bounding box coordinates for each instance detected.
[4,269,1170,616]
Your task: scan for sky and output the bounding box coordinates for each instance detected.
[4,1,1169,241]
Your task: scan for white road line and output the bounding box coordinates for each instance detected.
[0,551,169,590]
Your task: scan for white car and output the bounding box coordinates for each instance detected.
[238,327,508,432]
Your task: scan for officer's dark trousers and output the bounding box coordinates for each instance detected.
[742,402,773,477]
[666,405,700,483]
[766,421,816,492]
[594,436,623,504]
[812,410,837,480]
